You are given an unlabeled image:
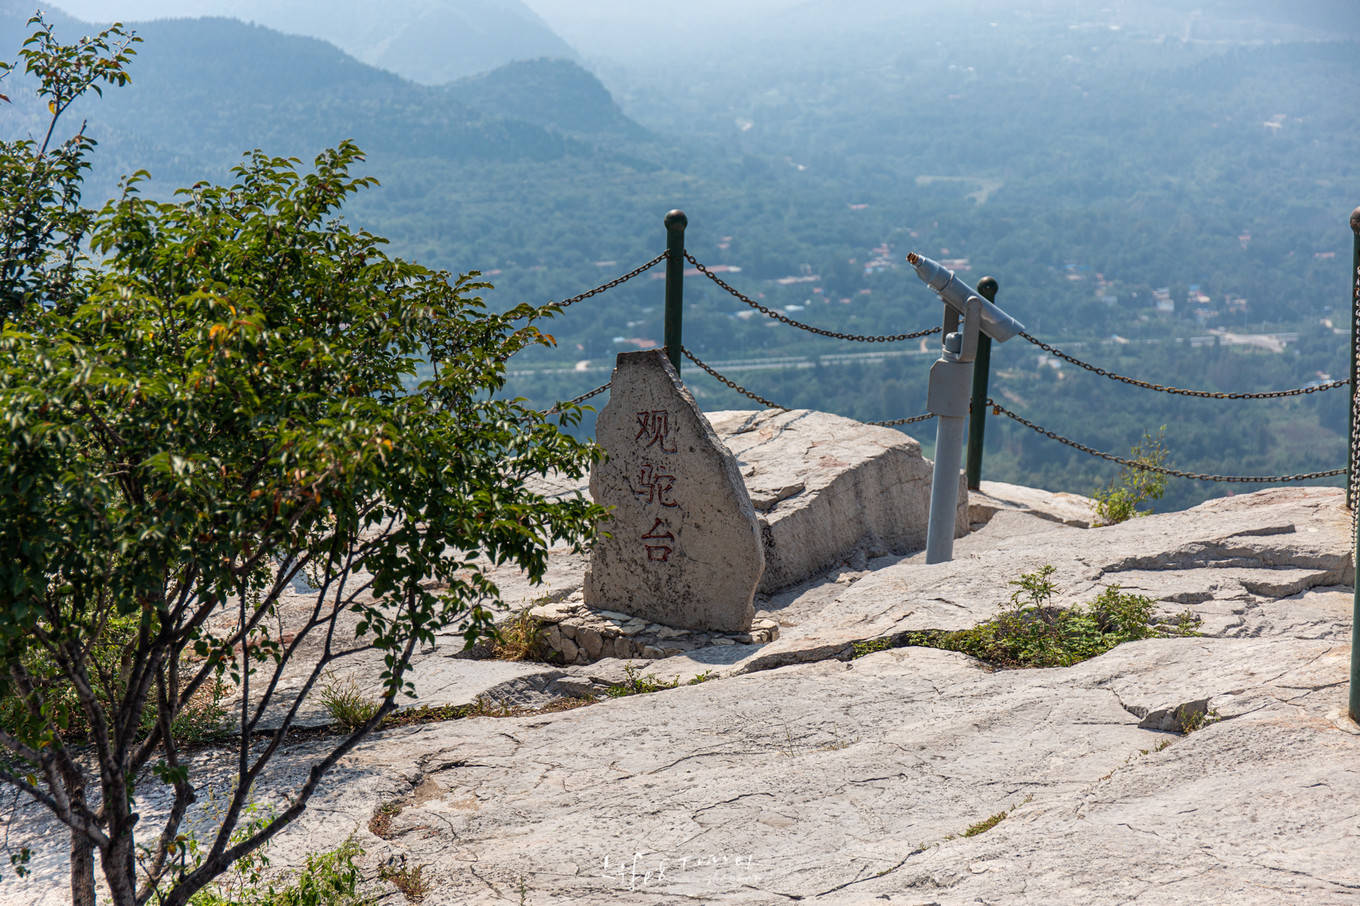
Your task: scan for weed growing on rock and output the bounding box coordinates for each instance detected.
[962,809,1010,838]
[851,638,893,658]
[491,610,549,662]
[319,672,384,732]
[381,694,596,729]
[1176,704,1220,733]
[1139,739,1175,756]
[379,858,430,902]
[368,801,403,840]
[173,796,372,906]
[531,695,599,714]
[894,566,1201,668]
[605,664,680,697]
[189,838,373,905]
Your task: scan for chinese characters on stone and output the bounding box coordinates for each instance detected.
[633,409,679,561]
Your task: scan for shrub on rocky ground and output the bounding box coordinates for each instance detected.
[856,565,1201,668]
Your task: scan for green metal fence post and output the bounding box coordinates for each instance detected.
[1350,205,1360,723]
[965,276,1000,490]
[664,209,687,374]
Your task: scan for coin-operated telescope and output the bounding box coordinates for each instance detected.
[907,253,1026,563]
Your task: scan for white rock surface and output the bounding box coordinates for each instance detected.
[969,478,1098,528]
[6,485,1358,906]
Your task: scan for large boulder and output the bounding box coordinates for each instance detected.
[707,409,968,593]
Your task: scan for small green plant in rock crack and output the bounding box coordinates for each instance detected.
[379,857,431,902]
[882,565,1201,668]
[1139,739,1175,755]
[962,809,1009,838]
[490,609,550,662]
[368,800,404,839]
[851,637,893,659]
[171,793,373,906]
[949,796,1032,841]
[1177,704,1220,733]
[605,664,714,697]
[319,671,384,731]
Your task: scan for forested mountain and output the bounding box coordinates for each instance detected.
[48,0,577,83]
[445,59,647,140]
[2,1,1357,512]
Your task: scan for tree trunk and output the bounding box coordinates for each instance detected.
[64,773,97,906]
[102,830,139,906]
[69,820,96,906]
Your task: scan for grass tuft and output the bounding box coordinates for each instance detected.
[380,859,430,902]
[319,672,383,731]
[962,809,1009,837]
[490,609,549,662]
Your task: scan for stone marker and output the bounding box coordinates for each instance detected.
[584,350,764,632]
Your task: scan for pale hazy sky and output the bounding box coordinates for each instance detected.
[49,0,802,31]
[45,0,811,66]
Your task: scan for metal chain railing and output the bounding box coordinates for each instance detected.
[524,240,1356,492]
[1018,331,1347,399]
[681,346,788,409]
[987,398,1344,483]
[681,346,931,426]
[868,413,936,427]
[685,252,941,343]
[549,252,668,310]
[541,380,612,415]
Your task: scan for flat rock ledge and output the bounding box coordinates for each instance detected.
[968,478,1097,528]
[530,599,779,665]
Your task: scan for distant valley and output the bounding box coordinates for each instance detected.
[2,0,1357,511]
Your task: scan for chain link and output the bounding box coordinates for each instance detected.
[987,398,1343,483]
[680,346,788,409]
[868,413,935,427]
[541,381,611,415]
[1018,332,1347,399]
[549,252,668,310]
[685,252,941,343]
[680,346,931,425]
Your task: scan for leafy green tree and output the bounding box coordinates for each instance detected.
[0,15,138,326]
[0,17,602,906]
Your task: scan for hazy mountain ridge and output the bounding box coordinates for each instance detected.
[0,10,647,195]
[45,0,578,84]
[444,59,648,141]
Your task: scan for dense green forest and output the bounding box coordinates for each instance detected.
[3,0,1356,512]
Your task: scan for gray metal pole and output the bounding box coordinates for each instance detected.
[925,327,973,564]
[927,403,967,563]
